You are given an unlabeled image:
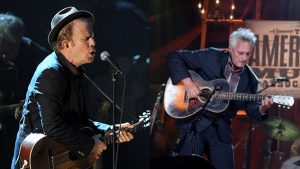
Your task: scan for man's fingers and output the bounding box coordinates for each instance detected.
[117,131,134,142]
[121,122,134,128]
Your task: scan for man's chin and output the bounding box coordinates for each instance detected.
[88,56,94,63]
[236,63,246,68]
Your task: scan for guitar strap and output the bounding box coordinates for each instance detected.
[245,64,261,83]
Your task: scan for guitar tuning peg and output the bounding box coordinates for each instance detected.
[287,107,290,109]
[278,105,281,108]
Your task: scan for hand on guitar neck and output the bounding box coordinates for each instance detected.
[89,123,134,160]
[259,97,273,115]
[106,122,134,143]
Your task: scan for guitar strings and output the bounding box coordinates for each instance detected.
[51,151,70,165]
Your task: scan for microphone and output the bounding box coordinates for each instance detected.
[258,77,289,93]
[274,77,289,82]
[100,51,124,75]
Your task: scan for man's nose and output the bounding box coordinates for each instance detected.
[89,37,96,47]
[242,54,248,61]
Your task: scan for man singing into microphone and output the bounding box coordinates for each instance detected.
[11,6,134,169]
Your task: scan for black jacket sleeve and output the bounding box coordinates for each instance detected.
[167,48,222,84]
[34,68,94,158]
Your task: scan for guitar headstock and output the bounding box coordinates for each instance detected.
[136,110,150,129]
[131,110,150,133]
[272,95,294,108]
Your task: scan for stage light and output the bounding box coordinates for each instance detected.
[201,9,205,14]
[198,0,236,20]
[198,2,202,9]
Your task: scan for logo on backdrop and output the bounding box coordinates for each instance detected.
[246,20,300,98]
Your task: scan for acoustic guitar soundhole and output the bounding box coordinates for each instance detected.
[199,87,213,102]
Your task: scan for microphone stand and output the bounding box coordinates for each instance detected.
[112,69,118,169]
[172,89,217,155]
[257,79,278,94]
[83,73,137,120]
[187,88,218,153]
[150,84,165,135]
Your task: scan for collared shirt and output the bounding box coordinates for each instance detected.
[57,51,82,76]
[223,57,244,92]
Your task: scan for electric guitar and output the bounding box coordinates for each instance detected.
[164,70,294,119]
[18,111,150,169]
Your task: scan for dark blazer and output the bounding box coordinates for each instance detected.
[167,47,267,144]
[12,52,110,167]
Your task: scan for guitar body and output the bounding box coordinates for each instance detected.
[19,112,150,169]
[164,70,230,119]
[164,70,294,119]
[19,133,93,169]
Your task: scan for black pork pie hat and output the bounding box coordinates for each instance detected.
[48,6,94,45]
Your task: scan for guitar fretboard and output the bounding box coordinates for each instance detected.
[214,92,270,101]
[102,122,144,145]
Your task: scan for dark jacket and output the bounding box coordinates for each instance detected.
[167,47,267,144]
[12,51,110,166]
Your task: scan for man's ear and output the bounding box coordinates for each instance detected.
[61,40,70,49]
[228,47,232,53]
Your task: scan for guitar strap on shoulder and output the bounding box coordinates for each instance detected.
[245,64,261,83]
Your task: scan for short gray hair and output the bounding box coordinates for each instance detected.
[229,28,257,48]
[0,13,24,62]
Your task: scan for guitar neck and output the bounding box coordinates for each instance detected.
[102,123,143,145]
[215,92,270,102]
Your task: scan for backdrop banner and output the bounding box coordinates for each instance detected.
[246,20,300,98]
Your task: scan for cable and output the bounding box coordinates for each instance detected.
[82,73,137,121]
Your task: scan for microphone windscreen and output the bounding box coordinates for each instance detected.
[100,51,110,61]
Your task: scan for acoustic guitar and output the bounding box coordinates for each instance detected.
[19,112,150,169]
[164,70,294,119]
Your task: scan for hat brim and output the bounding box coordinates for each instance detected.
[48,10,94,45]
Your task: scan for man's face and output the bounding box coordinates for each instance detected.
[68,20,96,67]
[229,39,253,68]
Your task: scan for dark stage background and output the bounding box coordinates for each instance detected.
[3,0,300,168]
[0,0,150,169]
[150,0,300,169]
